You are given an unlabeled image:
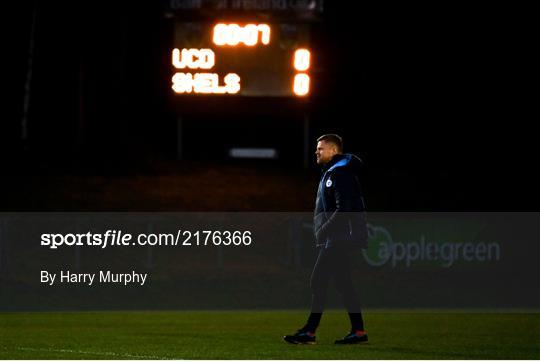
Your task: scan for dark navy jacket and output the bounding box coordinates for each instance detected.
[314,153,368,248]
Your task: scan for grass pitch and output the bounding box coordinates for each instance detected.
[1,310,539,359]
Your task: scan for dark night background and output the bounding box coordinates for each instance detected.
[2,1,536,211]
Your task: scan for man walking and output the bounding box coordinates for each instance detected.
[284,134,369,345]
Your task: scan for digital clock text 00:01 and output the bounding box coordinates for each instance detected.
[213,23,271,46]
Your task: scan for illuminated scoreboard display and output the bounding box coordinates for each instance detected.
[172,22,312,97]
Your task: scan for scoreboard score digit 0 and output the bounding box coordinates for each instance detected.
[172,22,311,97]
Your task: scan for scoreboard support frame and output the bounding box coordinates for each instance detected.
[175,112,311,167]
[303,113,310,169]
[177,116,183,160]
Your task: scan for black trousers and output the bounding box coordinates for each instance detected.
[304,245,365,332]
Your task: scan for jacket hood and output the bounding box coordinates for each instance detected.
[324,153,364,176]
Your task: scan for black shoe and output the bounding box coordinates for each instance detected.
[284,330,316,345]
[334,331,368,344]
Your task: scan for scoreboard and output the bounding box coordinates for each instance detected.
[172,22,312,97]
